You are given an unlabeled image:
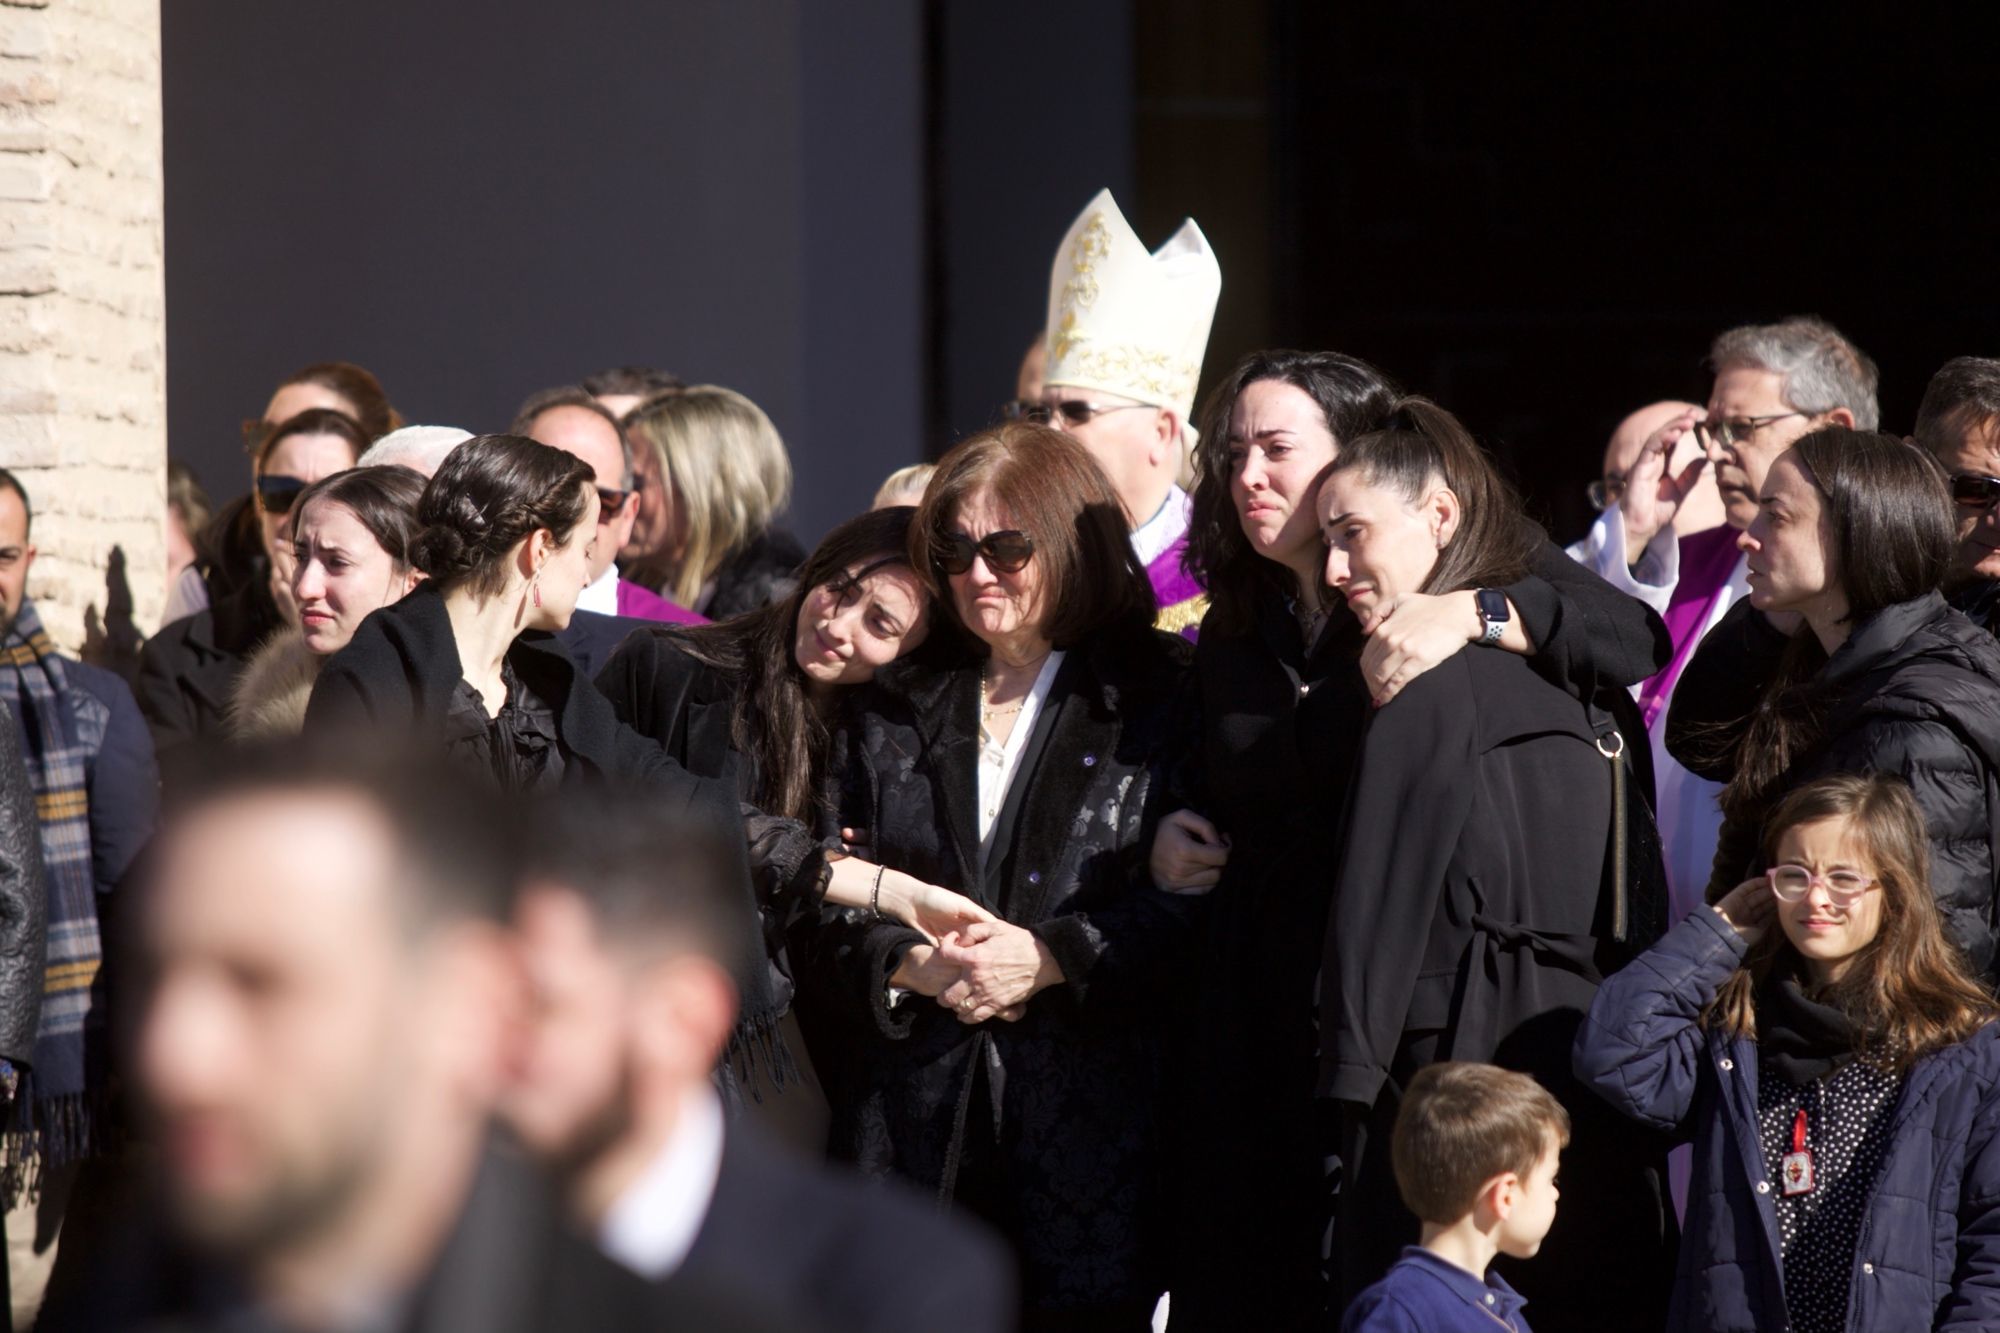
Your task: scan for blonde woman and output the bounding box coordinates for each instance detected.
[623,385,806,619]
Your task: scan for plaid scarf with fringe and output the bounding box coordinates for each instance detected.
[0,602,107,1206]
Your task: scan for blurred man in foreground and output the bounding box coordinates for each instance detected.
[49,743,781,1332]
[504,790,1014,1333]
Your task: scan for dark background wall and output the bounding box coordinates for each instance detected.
[166,2,1999,551]
[162,0,927,545]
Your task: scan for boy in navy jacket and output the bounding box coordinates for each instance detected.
[1341,1063,1567,1333]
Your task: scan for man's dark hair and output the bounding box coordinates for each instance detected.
[520,787,755,987]
[579,365,686,403]
[1914,357,2000,460]
[164,737,517,933]
[0,469,30,538]
[510,385,633,486]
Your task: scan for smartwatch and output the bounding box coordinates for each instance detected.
[1474,588,1511,646]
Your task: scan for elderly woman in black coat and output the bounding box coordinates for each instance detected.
[1312,399,1674,1332]
[821,423,1196,1330]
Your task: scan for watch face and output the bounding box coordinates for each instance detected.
[1476,588,1510,622]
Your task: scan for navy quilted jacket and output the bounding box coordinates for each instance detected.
[1574,907,2000,1332]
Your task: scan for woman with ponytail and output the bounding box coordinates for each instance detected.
[1309,399,1675,1331]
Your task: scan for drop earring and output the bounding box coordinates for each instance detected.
[531,573,542,609]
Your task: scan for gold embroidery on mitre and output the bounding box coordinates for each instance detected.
[1055,341,1202,405]
[1156,593,1209,635]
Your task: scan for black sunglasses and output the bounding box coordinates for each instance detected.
[594,485,635,517]
[1951,473,2000,510]
[255,475,308,516]
[935,530,1035,576]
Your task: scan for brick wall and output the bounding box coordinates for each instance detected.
[0,0,165,658]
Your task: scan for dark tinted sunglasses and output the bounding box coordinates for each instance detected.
[255,475,308,516]
[1951,473,2000,510]
[595,485,635,517]
[935,530,1035,576]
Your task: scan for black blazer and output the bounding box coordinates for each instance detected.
[686,1121,1014,1333]
[556,609,654,679]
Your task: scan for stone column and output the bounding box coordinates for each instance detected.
[0,0,165,661]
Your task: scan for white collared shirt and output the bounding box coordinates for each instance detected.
[1130,485,1191,570]
[976,651,1067,867]
[597,1087,726,1281]
[575,563,621,617]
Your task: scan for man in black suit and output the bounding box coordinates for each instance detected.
[44,741,789,1332]
[504,790,1016,1333]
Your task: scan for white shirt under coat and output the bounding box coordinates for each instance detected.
[597,1086,727,1281]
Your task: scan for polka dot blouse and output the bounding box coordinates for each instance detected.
[1756,1058,1904,1333]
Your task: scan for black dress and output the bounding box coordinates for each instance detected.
[820,623,1196,1325]
[1318,646,1675,1333]
[1164,534,1671,1332]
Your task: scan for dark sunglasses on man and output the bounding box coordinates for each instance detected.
[595,484,638,518]
[255,475,308,516]
[1004,399,1152,428]
[935,530,1035,576]
[1951,473,2000,510]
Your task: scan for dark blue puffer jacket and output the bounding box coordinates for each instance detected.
[1574,907,2000,1332]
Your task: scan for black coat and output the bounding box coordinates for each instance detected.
[1164,535,1670,1331]
[132,581,282,785]
[1667,593,2000,974]
[706,527,807,621]
[306,583,698,795]
[1319,645,1675,1332]
[686,1120,1015,1333]
[821,624,1197,1315]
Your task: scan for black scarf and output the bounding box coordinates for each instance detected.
[1755,961,1861,1085]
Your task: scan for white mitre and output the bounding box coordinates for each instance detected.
[1043,188,1221,425]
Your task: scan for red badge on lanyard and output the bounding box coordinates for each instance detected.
[1781,1107,1816,1197]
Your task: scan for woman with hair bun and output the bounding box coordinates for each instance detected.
[306,434,704,795]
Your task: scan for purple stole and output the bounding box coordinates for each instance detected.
[1148,534,1208,642]
[1637,525,1744,729]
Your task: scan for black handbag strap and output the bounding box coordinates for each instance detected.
[1585,689,1633,945]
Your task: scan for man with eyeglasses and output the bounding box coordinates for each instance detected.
[1914,356,2000,633]
[1571,316,1879,926]
[513,387,703,674]
[1032,188,1221,640]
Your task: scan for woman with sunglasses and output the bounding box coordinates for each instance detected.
[1576,773,2000,1333]
[136,407,370,779]
[597,506,997,1105]
[1666,428,2000,979]
[228,465,426,739]
[818,423,1196,1328]
[1158,351,1670,1331]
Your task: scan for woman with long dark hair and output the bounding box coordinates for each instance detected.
[598,507,997,1102]
[1159,352,1670,1331]
[1576,774,2000,1332]
[823,424,1196,1329]
[1666,428,2000,975]
[1312,401,1674,1331]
